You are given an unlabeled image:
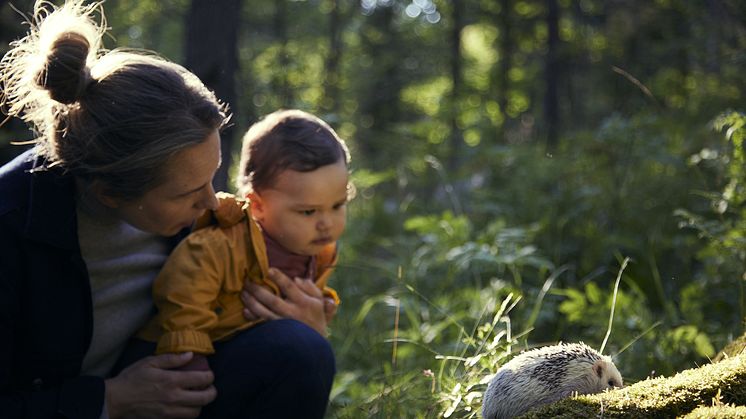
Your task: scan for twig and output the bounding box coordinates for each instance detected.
[611,66,660,107]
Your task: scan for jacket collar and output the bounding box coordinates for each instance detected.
[0,148,82,250]
[25,154,80,250]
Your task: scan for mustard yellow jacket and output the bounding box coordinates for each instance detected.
[138,193,340,355]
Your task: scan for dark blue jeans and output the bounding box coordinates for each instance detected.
[114,319,336,419]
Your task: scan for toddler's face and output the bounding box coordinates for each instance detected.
[250,159,349,257]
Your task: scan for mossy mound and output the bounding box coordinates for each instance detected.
[714,334,746,362]
[680,405,746,418]
[517,352,746,418]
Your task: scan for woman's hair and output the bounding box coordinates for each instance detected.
[236,109,350,195]
[0,0,228,200]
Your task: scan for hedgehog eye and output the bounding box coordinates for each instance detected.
[608,380,615,387]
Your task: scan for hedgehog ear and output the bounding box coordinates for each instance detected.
[592,360,604,378]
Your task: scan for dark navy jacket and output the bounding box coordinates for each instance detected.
[0,149,184,419]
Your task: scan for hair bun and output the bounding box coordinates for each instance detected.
[36,31,92,104]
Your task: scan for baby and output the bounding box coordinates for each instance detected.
[138,109,351,367]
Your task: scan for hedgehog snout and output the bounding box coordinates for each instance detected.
[606,377,622,389]
[592,359,623,391]
[601,361,623,389]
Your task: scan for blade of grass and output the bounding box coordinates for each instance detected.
[601,257,629,355]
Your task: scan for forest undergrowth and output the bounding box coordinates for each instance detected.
[327,111,746,418]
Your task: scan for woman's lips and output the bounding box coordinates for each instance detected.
[178,219,196,231]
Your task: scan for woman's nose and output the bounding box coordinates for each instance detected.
[197,183,219,210]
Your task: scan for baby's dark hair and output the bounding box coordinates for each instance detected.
[237,109,350,194]
[0,0,228,200]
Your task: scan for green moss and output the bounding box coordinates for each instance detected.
[682,405,746,418]
[714,334,746,362]
[517,353,746,418]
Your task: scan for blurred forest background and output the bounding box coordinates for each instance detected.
[1,0,745,417]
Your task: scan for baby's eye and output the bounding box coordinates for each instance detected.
[299,209,315,216]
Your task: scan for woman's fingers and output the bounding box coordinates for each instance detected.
[267,268,311,299]
[148,351,195,369]
[323,297,338,322]
[240,268,329,335]
[176,372,217,396]
[291,275,324,298]
[172,385,219,407]
[145,354,216,396]
[105,353,216,418]
[241,282,284,319]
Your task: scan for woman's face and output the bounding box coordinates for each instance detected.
[102,130,221,236]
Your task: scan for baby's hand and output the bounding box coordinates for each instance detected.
[174,353,210,372]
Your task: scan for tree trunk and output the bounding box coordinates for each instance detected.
[185,0,241,192]
[274,0,292,107]
[448,0,464,172]
[356,4,399,167]
[705,0,721,73]
[544,0,559,151]
[323,0,342,114]
[496,0,512,143]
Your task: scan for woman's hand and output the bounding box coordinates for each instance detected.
[324,296,338,324]
[241,268,329,336]
[104,352,216,419]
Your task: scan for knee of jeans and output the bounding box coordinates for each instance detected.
[274,319,336,377]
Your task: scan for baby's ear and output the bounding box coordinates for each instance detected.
[247,192,264,220]
[592,360,604,378]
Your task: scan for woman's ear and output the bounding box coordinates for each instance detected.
[247,192,264,221]
[85,179,120,209]
[96,193,120,209]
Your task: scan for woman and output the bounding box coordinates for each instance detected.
[0,1,335,418]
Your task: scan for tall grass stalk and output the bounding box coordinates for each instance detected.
[392,266,402,369]
[525,265,570,331]
[601,257,629,355]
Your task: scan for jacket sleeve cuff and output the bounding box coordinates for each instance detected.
[156,330,215,355]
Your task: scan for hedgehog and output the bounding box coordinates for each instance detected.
[481,342,623,419]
